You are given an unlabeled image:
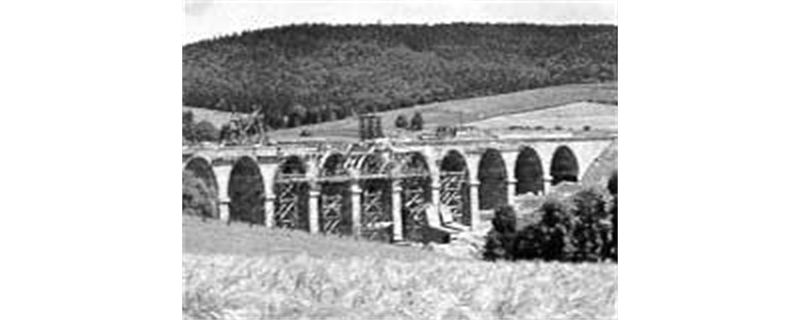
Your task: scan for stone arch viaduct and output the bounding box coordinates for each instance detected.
[183,133,616,242]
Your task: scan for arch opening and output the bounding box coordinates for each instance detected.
[274,156,310,231]
[515,147,545,196]
[358,153,393,242]
[551,146,579,186]
[399,152,432,242]
[439,150,471,226]
[183,157,219,219]
[318,153,352,235]
[478,148,508,210]
[228,157,265,224]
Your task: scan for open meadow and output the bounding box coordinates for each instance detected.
[183,216,617,320]
[265,82,616,141]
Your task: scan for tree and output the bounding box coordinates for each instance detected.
[606,194,617,262]
[513,199,572,261]
[410,111,424,131]
[395,114,408,129]
[183,111,195,142]
[194,120,220,142]
[569,188,608,262]
[607,170,618,195]
[183,170,217,218]
[483,205,517,261]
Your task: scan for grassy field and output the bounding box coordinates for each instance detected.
[469,101,617,132]
[183,107,247,129]
[183,216,617,320]
[267,82,617,141]
[183,215,449,262]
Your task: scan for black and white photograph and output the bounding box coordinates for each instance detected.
[10,1,800,319]
[182,1,617,319]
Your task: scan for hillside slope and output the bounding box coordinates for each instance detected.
[268,82,616,140]
[184,23,617,130]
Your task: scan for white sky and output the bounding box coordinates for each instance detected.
[184,1,617,44]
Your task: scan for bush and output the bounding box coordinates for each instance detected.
[482,186,618,264]
[514,198,572,261]
[483,205,517,261]
[183,170,217,218]
[410,112,424,131]
[194,120,220,142]
[569,188,609,262]
[183,111,195,142]
[605,195,618,261]
[395,114,408,129]
[607,170,617,195]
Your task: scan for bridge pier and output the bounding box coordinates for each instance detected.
[391,181,403,242]
[308,188,320,233]
[506,177,517,205]
[469,179,481,230]
[430,178,441,220]
[212,164,232,221]
[264,195,275,228]
[219,198,230,222]
[543,175,553,194]
[350,184,362,237]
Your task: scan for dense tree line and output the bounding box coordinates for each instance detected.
[183,23,616,130]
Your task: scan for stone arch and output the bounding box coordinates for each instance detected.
[399,151,432,242]
[439,150,471,225]
[183,156,219,218]
[515,146,545,196]
[318,152,352,235]
[273,155,310,231]
[228,156,265,224]
[357,152,393,242]
[478,148,508,210]
[319,153,349,176]
[551,146,580,185]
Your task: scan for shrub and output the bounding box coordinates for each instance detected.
[492,205,517,233]
[183,111,195,142]
[483,205,518,261]
[183,170,217,218]
[568,188,609,262]
[605,195,618,261]
[395,114,408,129]
[410,112,424,131]
[482,187,617,264]
[514,198,572,261]
[194,120,220,142]
[607,170,617,195]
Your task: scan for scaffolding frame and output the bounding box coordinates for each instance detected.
[440,171,469,225]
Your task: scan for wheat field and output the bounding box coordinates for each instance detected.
[183,217,617,320]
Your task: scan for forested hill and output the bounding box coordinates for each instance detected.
[183,23,617,129]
